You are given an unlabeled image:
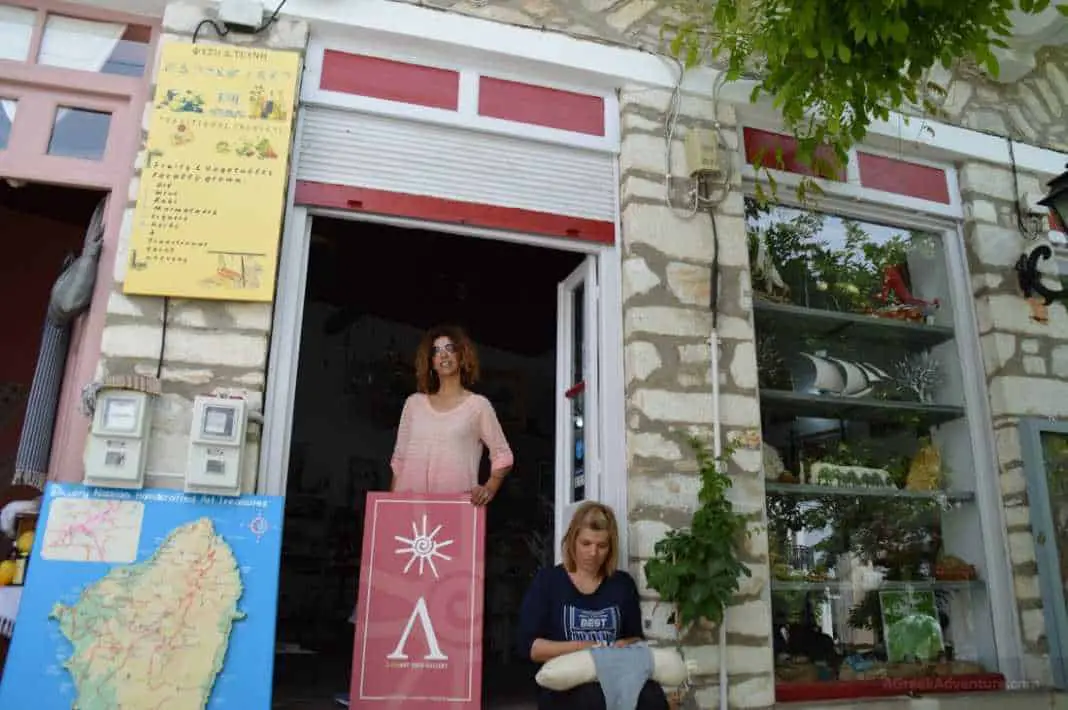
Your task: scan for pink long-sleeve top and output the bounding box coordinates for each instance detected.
[390,393,514,494]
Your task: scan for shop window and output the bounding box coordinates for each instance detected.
[0,99,14,150]
[1020,418,1068,687]
[38,15,150,77]
[749,199,1000,701]
[0,4,34,62]
[47,107,111,160]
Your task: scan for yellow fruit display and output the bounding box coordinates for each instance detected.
[0,560,15,586]
[16,531,34,555]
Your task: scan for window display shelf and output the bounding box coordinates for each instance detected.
[765,482,974,503]
[771,579,982,593]
[754,300,955,349]
[761,389,964,426]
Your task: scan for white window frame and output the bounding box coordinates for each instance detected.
[742,152,1025,684]
[259,115,630,567]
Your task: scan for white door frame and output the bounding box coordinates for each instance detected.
[258,204,629,564]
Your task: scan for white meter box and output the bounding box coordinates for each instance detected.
[185,396,247,497]
[84,390,151,489]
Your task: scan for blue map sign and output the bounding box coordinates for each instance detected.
[0,483,284,710]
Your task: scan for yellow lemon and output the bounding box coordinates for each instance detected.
[16,531,34,555]
[0,561,15,586]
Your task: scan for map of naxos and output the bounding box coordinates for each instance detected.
[0,484,284,710]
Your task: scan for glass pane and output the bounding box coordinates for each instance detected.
[48,107,111,160]
[0,99,14,150]
[38,15,150,77]
[1041,432,1068,606]
[753,199,996,697]
[0,5,35,62]
[570,284,586,502]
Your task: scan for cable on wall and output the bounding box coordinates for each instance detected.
[192,0,289,44]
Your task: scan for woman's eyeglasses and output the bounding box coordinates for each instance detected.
[432,343,457,356]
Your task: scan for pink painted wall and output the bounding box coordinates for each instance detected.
[0,0,159,483]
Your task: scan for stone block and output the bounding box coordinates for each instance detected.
[630,518,673,559]
[666,262,711,306]
[685,643,774,676]
[991,376,1068,418]
[625,306,711,339]
[1021,607,1046,644]
[1023,356,1047,375]
[621,203,715,261]
[1008,531,1038,566]
[620,133,684,176]
[724,599,771,637]
[102,323,167,360]
[729,341,758,390]
[627,431,684,462]
[625,341,662,384]
[162,2,208,34]
[967,222,1025,268]
[1053,345,1068,378]
[629,472,699,512]
[965,198,999,225]
[165,328,268,369]
[979,332,1016,374]
[638,599,677,641]
[632,389,759,427]
[960,163,1016,199]
[622,256,661,298]
[1015,572,1042,602]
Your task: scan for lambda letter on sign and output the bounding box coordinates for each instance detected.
[386,596,448,661]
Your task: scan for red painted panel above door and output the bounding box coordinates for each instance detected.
[477,77,606,136]
[320,50,460,111]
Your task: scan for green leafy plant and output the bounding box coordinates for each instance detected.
[644,436,752,630]
[665,0,1065,176]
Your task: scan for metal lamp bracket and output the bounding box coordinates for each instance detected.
[1016,244,1067,306]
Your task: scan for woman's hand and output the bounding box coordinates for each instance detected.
[470,485,494,506]
[613,637,641,648]
[470,475,504,506]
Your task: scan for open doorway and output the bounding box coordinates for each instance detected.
[0,180,105,488]
[271,216,586,709]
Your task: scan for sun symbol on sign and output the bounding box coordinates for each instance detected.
[395,514,454,579]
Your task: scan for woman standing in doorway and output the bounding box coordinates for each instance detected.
[391,324,514,504]
[337,325,515,707]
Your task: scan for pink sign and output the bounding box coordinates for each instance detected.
[350,493,486,708]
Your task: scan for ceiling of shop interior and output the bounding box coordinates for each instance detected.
[305,216,586,357]
[0,180,105,228]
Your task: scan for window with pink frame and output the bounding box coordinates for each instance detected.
[0,1,156,186]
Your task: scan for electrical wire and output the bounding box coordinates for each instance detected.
[192,0,289,44]
[156,297,169,379]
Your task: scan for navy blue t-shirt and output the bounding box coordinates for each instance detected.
[516,564,645,661]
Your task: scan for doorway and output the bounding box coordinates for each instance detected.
[0,180,104,488]
[270,216,588,708]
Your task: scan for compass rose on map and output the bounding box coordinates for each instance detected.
[394,514,453,579]
[247,513,269,543]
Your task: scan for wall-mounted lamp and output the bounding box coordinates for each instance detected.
[1038,163,1068,234]
[1016,165,1068,320]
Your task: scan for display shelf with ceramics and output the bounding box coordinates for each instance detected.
[749,201,1001,701]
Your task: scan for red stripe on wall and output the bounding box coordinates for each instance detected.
[478,77,605,136]
[743,127,846,181]
[295,181,615,244]
[320,50,460,111]
[857,152,951,205]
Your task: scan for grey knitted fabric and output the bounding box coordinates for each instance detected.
[590,642,654,710]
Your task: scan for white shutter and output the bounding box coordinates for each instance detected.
[296,106,616,222]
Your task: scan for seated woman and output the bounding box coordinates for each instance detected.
[517,501,670,710]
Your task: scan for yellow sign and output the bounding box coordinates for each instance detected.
[123,42,301,302]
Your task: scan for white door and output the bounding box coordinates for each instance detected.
[555,255,601,562]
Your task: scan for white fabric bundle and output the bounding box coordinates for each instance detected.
[535,647,688,691]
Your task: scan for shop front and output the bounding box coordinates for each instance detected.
[3,1,1068,709]
[0,0,156,672]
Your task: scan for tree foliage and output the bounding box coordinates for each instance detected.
[666,0,1067,170]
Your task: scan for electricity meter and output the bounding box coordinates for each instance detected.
[84,390,151,489]
[185,396,247,497]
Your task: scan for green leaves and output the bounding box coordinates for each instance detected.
[663,0,1054,177]
[643,437,753,631]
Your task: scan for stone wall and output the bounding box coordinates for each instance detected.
[964,160,1068,687]
[617,85,774,708]
[389,0,1068,153]
[96,2,308,490]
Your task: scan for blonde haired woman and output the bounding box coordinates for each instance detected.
[516,502,669,710]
